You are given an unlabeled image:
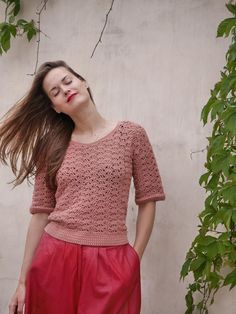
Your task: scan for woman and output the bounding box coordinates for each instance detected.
[2,60,166,314]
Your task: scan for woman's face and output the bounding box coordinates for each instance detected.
[42,66,90,114]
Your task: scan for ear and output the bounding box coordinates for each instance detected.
[84,81,89,89]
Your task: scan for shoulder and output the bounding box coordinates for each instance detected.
[119,121,149,151]
[121,120,146,136]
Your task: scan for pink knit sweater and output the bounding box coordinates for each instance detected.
[29,120,166,246]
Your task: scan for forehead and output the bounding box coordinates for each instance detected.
[43,67,72,92]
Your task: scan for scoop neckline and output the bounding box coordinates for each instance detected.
[70,120,122,146]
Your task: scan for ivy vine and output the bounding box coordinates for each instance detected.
[0,0,37,55]
[0,0,115,73]
[180,2,236,314]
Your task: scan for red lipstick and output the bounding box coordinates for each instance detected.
[67,93,78,103]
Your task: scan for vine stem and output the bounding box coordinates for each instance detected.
[90,0,115,58]
[190,146,208,160]
[27,0,49,76]
[200,282,211,314]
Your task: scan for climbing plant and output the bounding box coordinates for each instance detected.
[0,0,37,54]
[0,0,115,72]
[180,2,236,314]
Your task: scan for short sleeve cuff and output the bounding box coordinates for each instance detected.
[30,206,54,214]
[135,193,166,205]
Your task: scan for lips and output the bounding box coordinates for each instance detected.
[67,92,78,103]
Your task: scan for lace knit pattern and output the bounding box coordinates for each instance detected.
[29,120,166,246]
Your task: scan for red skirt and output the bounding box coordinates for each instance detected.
[24,231,141,314]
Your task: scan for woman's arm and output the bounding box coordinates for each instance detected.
[133,201,156,261]
[9,213,50,314]
[18,213,50,284]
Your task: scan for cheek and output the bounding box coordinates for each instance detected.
[53,96,64,106]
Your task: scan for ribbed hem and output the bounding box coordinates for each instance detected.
[44,222,129,246]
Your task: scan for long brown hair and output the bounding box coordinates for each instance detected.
[0,60,95,191]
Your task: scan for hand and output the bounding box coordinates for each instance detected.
[9,282,26,314]
[133,246,142,261]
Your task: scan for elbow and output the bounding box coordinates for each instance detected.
[32,212,50,223]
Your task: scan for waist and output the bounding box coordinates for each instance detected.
[44,221,129,246]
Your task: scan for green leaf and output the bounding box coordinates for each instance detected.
[217,241,227,255]
[199,206,216,224]
[199,171,211,186]
[196,300,204,310]
[185,308,194,314]
[211,153,230,175]
[202,260,211,277]
[226,43,236,62]
[180,259,192,280]
[186,251,195,259]
[207,173,220,189]
[210,100,225,121]
[200,97,215,125]
[193,261,207,280]
[0,22,8,31]
[188,282,201,292]
[222,208,233,230]
[226,4,236,15]
[218,232,230,241]
[209,135,226,154]
[205,242,218,259]
[204,192,216,208]
[190,256,206,271]
[220,73,236,98]
[223,268,236,289]
[232,210,236,223]
[208,272,222,288]
[229,172,236,182]
[16,19,28,26]
[185,291,194,310]
[220,105,235,120]
[214,256,223,272]
[217,18,236,38]
[198,235,217,246]
[27,27,36,41]
[225,112,236,135]
[8,24,16,37]
[8,0,21,16]
[1,38,10,52]
[229,249,236,263]
[220,184,236,206]
[8,15,15,23]
[1,28,11,53]
[211,82,222,98]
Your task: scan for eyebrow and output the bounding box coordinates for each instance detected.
[49,75,69,94]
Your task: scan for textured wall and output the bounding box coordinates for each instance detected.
[0,1,234,313]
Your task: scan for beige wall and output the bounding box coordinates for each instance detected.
[0,1,234,313]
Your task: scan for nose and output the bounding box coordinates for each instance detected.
[63,88,71,96]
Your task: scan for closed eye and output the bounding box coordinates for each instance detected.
[52,79,72,96]
[52,90,59,97]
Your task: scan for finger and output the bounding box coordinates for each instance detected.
[16,301,24,313]
[8,303,17,314]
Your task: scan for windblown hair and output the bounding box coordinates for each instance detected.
[0,60,95,191]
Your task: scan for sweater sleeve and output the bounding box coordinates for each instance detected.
[29,167,56,214]
[132,124,166,205]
